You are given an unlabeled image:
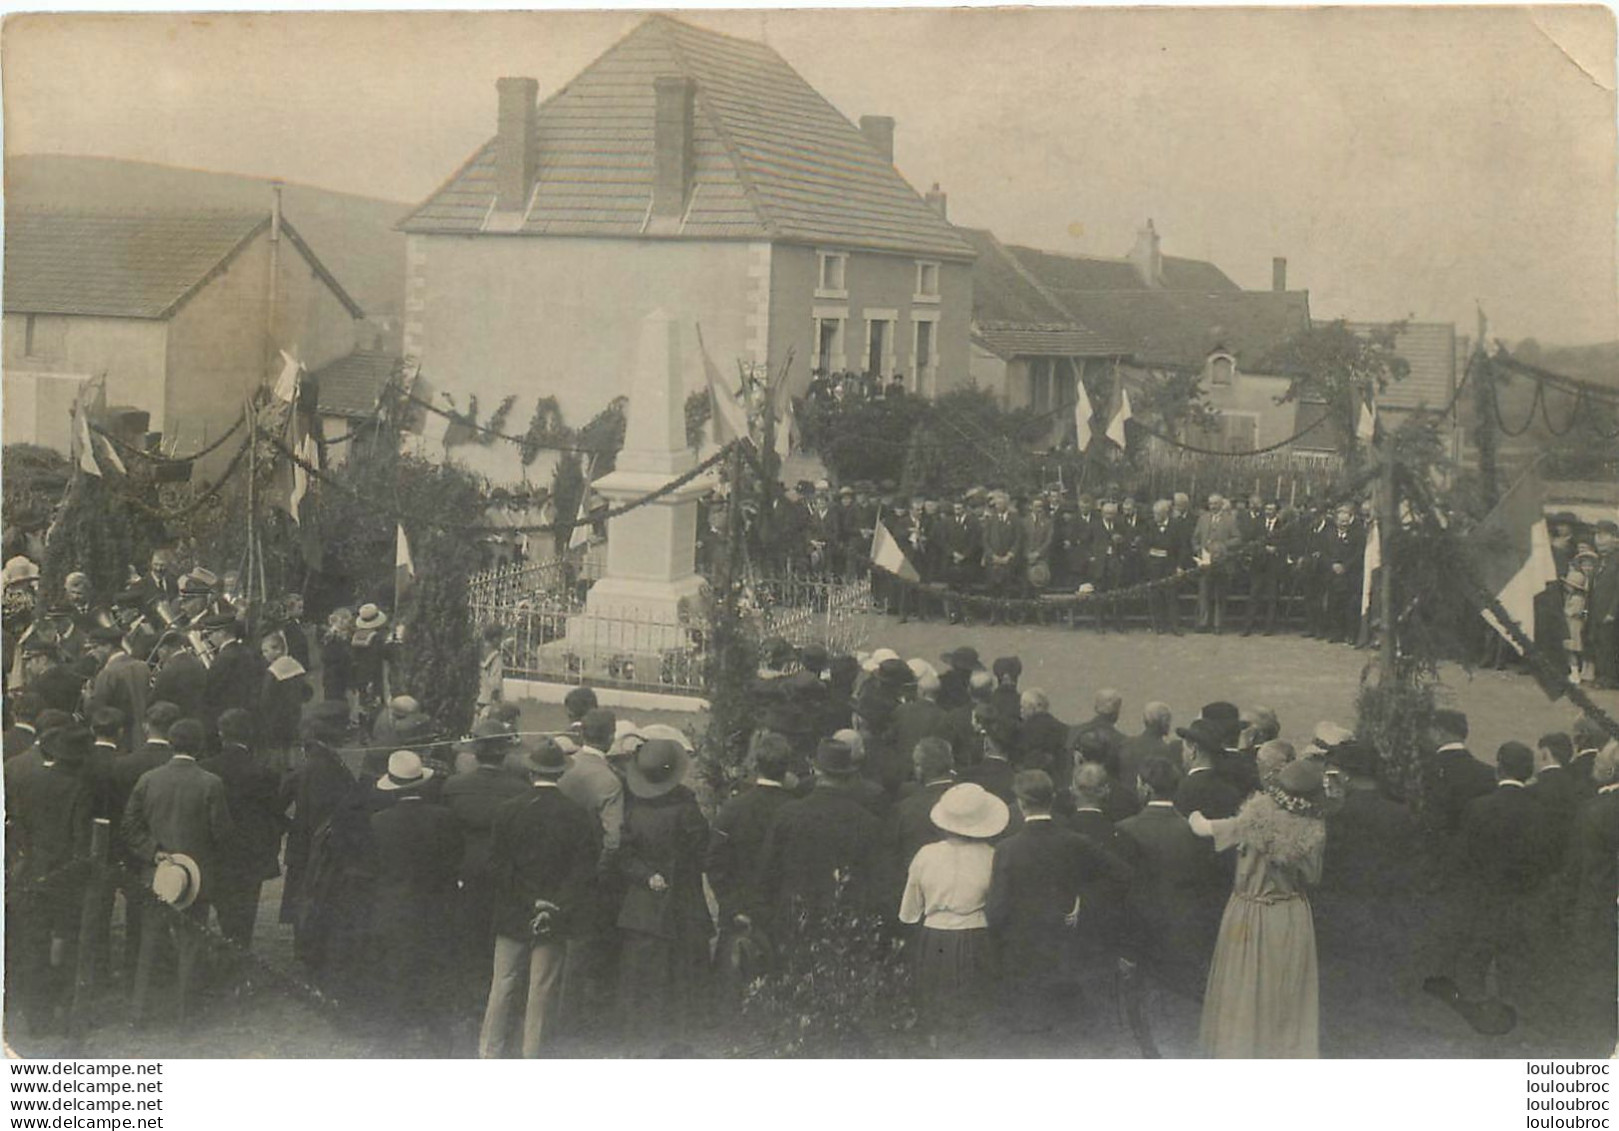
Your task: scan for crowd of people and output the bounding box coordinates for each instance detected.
[741,480,1619,684]
[10,546,1617,1057]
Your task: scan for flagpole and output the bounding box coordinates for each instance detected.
[1377,422,1396,679]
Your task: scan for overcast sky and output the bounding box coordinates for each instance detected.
[5,6,1615,344]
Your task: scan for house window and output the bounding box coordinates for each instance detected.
[813,314,846,375]
[1208,352,1235,387]
[1292,398,1336,452]
[914,319,935,379]
[1029,359,1053,413]
[914,261,940,303]
[816,251,848,299]
[867,319,890,376]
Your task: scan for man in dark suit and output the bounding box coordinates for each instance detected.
[979,491,1023,623]
[886,738,956,871]
[1173,719,1243,820]
[122,717,235,1024]
[1431,742,1547,1008]
[961,712,1018,805]
[1414,709,1496,841]
[201,615,265,736]
[479,737,598,1058]
[1120,701,1183,789]
[755,739,888,935]
[1563,744,1619,1050]
[1070,688,1127,780]
[989,769,1128,1032]
[1142,500,1185,635]
[1570,717,1605,792]
[1588,521,1619,689]
[890,671,953,777]
[89,625,151,753]
[150,635,209,727]
[199,709,284,948]
[3,691,44,760]
[1320,505,1365,645]
[1116,757,1226,1048]
[939,502,982,624]
[706,734,795,951]
[1074,730,1141,822]
[366,751,464,1050]
[1530,732,1583,871]
[1066,762,1135,972]
[1244,501,1290,636]
[1016,688,1068,777]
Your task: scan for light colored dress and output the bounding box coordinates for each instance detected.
[900,838,997,1012]
[1199,794,1326,1058]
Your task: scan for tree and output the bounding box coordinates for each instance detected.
[1268,320,1410,473]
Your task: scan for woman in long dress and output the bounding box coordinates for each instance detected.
[1188,757,1328,1058]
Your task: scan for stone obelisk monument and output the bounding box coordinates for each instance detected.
[553,310,711,666]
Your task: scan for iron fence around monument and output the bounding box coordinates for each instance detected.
[468,558,872,696]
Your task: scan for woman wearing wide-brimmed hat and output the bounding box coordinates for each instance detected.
[899,781,1009,1042]
[615,734,712,1047]
[1189,758,1328,1057]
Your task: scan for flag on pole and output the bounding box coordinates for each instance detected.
[395,523,416,603]
[1074,378,1094,452]
[1360,515,1380,616]
[570,455,598,551]
[696,325,750,445]
[1469,462,1556,653]
[1105,385,1134,449]
[871,518,920,583]
[273,350,301,404]
[1356,395,1378,443]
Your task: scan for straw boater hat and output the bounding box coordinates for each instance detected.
[626,737,691,799]
[355,603,389,631]
[862,647,901,673]
[930,783,1010,840]
[152,853,203,911]
[377,750,433,791]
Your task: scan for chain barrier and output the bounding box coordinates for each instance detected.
[92,413,246,465]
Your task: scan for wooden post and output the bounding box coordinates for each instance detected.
[67,818,112,1041]
[1377,437,1398,679]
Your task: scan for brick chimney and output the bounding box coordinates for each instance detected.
[1272,257,1288,292]
[1129,219,1164,288]
[652,76,697,221]
[925,182,948,220]
[859,115,895,165]
[495,77,539,213]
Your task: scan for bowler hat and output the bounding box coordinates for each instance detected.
[940,645,983,671]
[876,657,914,686]
[41,725,92,764]
[930,783,1010,840]
[524,737,571,775]
[992,656,1023,680]
[626,738,691,799]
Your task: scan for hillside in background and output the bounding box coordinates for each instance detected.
[5,154,409,341]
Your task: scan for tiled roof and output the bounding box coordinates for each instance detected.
[312,350,400,419]
[1047,289,1312,370]
[3,209,364,321]
[1003,244,1240,293]
[1333,321,1458,412]
[402,15,972,260]
[956,227,1125,359]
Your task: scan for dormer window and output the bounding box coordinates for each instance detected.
[1207,352,1235,387]
[817,251,848,299]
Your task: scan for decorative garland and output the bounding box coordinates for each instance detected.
[92,412,246,464]
[399,389,628,455]
[106,435,253,521]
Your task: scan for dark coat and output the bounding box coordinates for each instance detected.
[151,652,209,723]
[705,781,794,921]
[1458,783,1546,897]
[90,652,150,751]
[258,668,310,750]
[756,782,887,931]
[1529,766,1584,870]
[32,663,88,715]
[488,784,599,942]
[1018,711,1069,776]
[1119,731,1183,791]
[617,786,712,945]
[3,723,38,761]
[1174,766,1243,821]
[887,777,954,871]
[444,766,530,886]
[6,757,94,933]
[962,755,1017,806]
[1320,785,1422,898]
[279,743,355,925]
[890,700,955,775]
[199,743,285,883]
[367,795,465,1020]
[1115,803,1225,996]
[1071,716,1127,779]
[1416,746,1497,839]
[1565,789,1619,956]
[205,640,266,725]
[121,755,235,899]
[936,667,973,712]
[1058,808,1134,961]
[987,819,1103,978]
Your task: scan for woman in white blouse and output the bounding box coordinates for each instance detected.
[899,782,1009,1043]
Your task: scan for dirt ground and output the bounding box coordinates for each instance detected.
[7,617,1612,1059]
